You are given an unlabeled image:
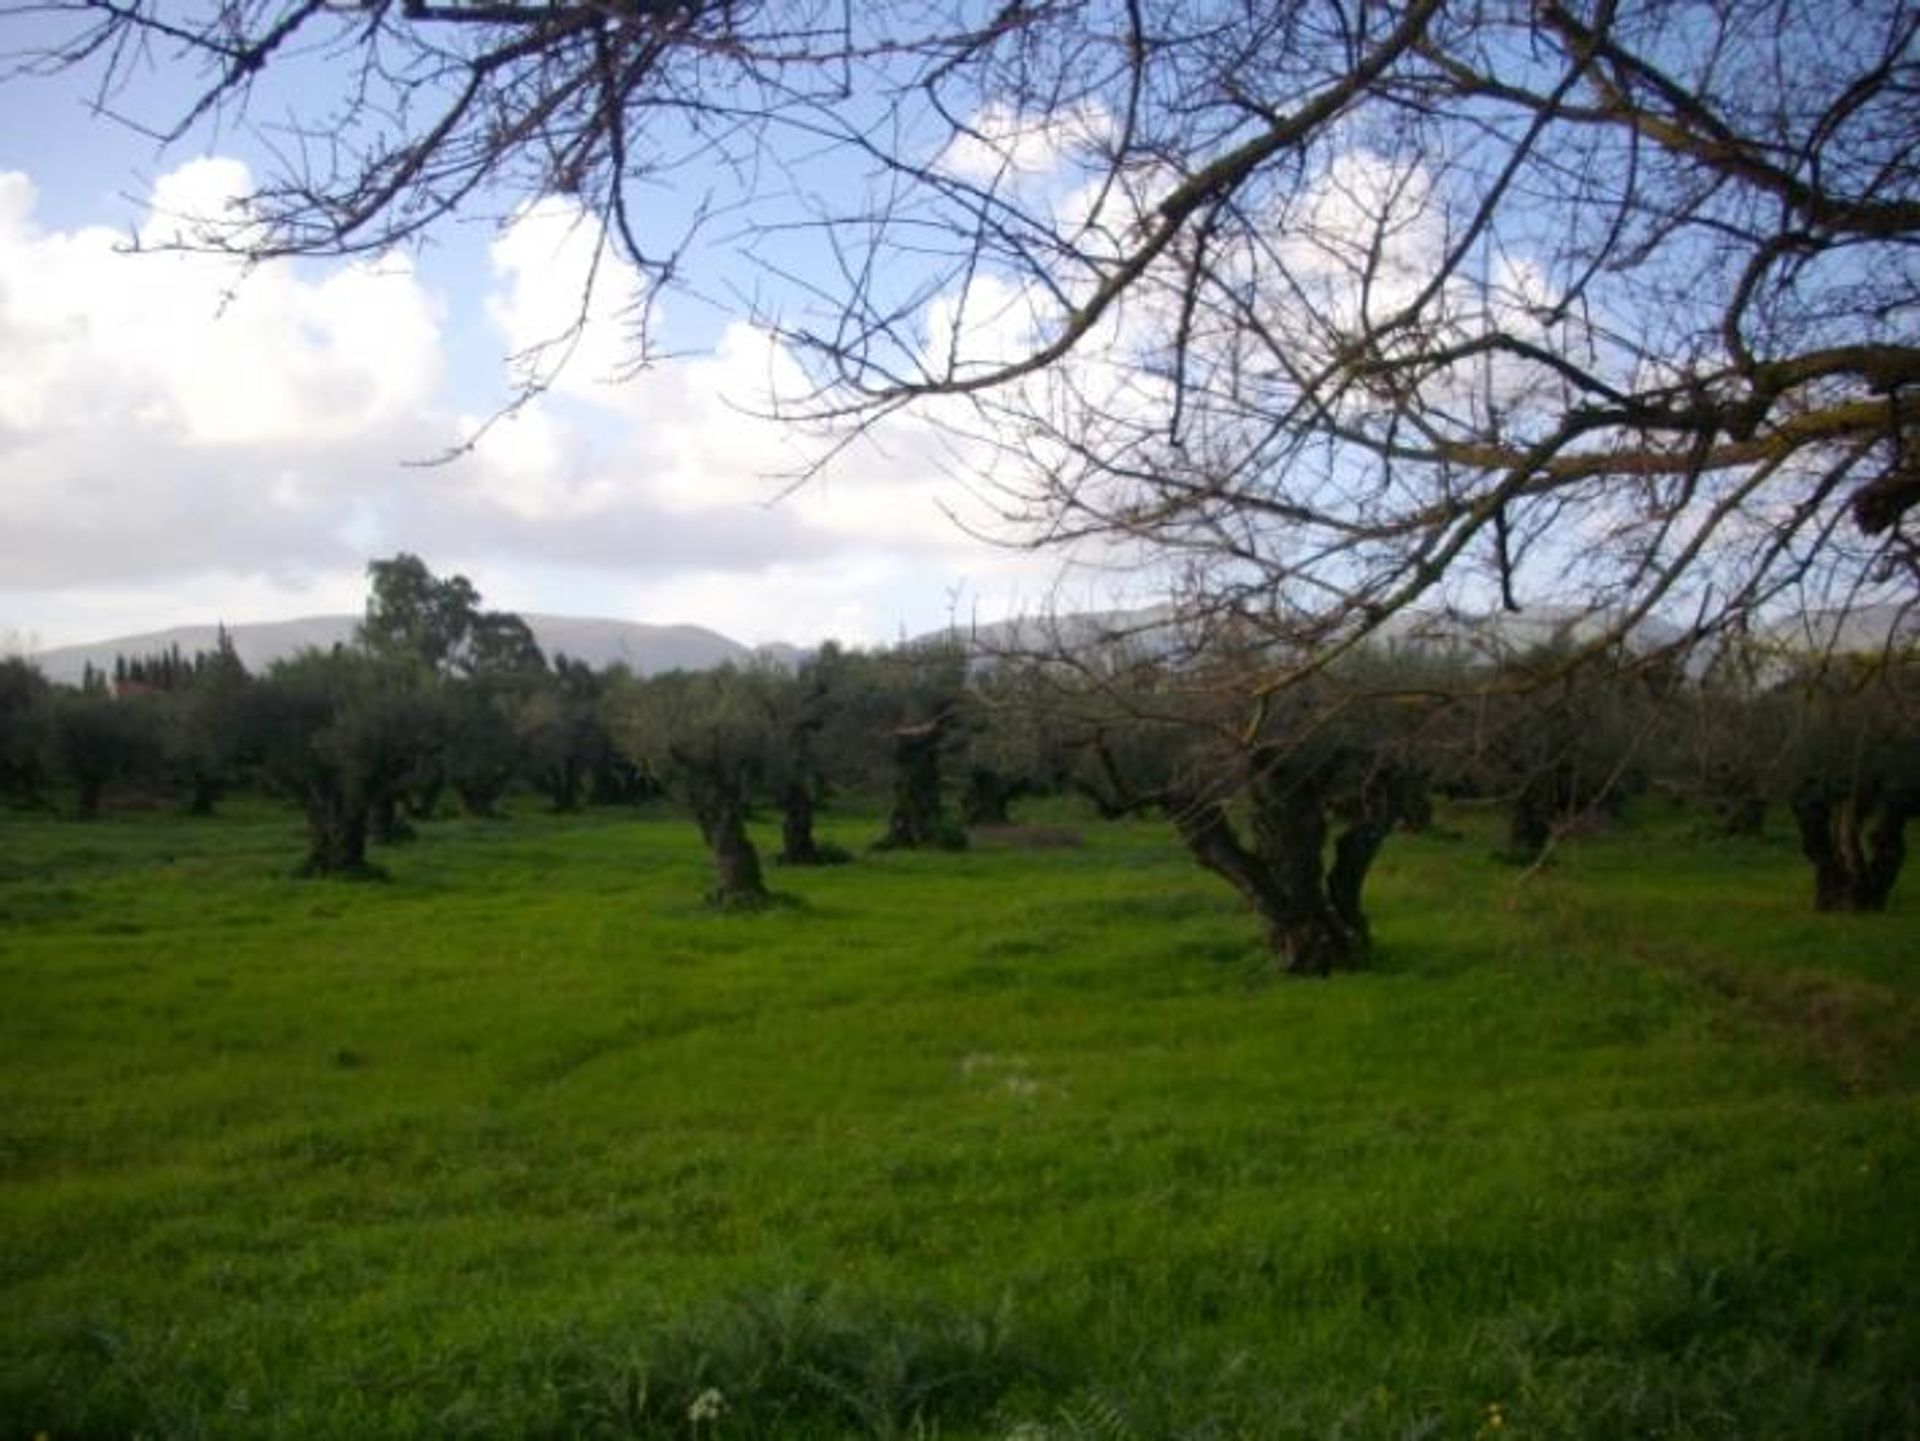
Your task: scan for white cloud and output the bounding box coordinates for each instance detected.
[938,101,1112,184]
[487,196,644,397]
[2,161,1074,652]
[0,162,451,616]
[1,161,442,447]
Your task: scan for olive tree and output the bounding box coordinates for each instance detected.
[47,690,160,820]
[1057,650,1432,974]
[1784,658,1920,912]
[850,642,973,852]
[0,657,52,808]
[755,647,861,866]
[605,666,779,910]
[961,660,1084,827]
[244,650,441,878]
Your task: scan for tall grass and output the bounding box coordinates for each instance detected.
[1,798,1913,1437]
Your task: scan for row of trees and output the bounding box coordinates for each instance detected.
[5,558,1915,971]
[7,4,1913,974]
[0,559,984,887]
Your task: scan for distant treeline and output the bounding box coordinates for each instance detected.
[4,555,1915,968]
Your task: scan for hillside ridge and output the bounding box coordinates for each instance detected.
[29,613,798,686]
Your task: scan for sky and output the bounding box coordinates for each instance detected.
[0,14,1106,656]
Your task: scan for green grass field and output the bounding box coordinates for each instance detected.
[2,798,1915,1439]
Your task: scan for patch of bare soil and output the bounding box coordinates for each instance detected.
[970,824,1085,849]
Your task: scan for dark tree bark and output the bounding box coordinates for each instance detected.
[1073,781,1132,821]
[1168,750,1422,975]
[1713,792,1769,837]
[874,716,964,850]
[455,775,509,819]
[1168,753,1369,976]
[185,773,222,818]
[534,760,583,813]
[591,753,658,806]
[1327,774,1410,949]
[963,767,1029,827]
[1507,767,1567,863]
[1172,793,1359,975]
[1069,730,1148,821]
[778,778,843,865]
[683,765,772,910]
[1246,753,1366,975]
[299,786,380,879]
[1793,786,1912,912]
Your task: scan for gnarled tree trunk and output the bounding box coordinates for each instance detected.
[684,766,771,910]
[1169,751,1420,976]
[535,758,583,813]
[777,779,834,865]
[1793,785,1912,912]
[875,717,963,850]
[185,772,222,818]
[300,785,377,878]
[1173,794,1361,975]
[963,767,1028,827]
[455,774,509,818]
[1507,765,1568,863]
[1327,765,1428,945]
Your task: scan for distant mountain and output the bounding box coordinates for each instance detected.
[923,600,1920,675]
[1757,604,1916,657]
[1367,604,1693,659]
[919,602,1697,668]
[27,600,1912,687]
[33,616,357,686]
[915,606,1183,662]
[29,613,786,685]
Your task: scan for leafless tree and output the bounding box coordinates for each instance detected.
[10,0,1913,665]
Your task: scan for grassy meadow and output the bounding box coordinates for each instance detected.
[1,796,1915,1438]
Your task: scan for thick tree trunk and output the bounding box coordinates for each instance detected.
[687,770,771,909]
[963,768,1026,827]
[455,776,508,819]
[1249,758,1367,975]
[875,722,963,850]
[706,808,769,909]
[778,779,826,865]
[1714,793,1769,837]
[1073,780,1130,820]
[300,786,378,878]
[538,761,582,813]
[185,773,222,817]
[1070,732,1141,819]
[1704,761,1769,837]
[1327,817,1392,947]
[1325,766,1419,942]
[591,755,657,805]
[1171,791,1363,976]
[1793,789,1911,912]
[1164,749,1412,976]
[1507,778,1558,862]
